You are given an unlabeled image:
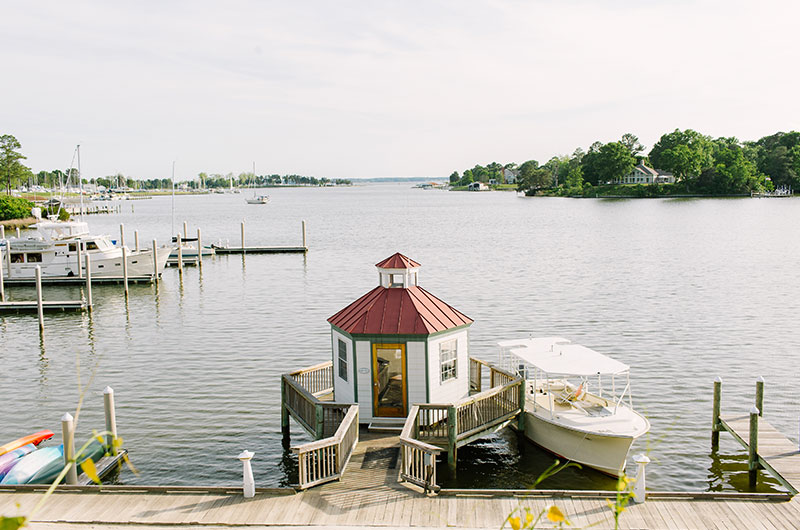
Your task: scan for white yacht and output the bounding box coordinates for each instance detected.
[1,219,172,279]
[498,337,650,476]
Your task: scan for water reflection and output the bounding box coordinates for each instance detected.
[38,332,49,390]
[278,448,298,487]
[706,450,788,493]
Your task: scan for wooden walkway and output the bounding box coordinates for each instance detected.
[2,433,800,529]
[720,414,800,494]
[212,245,308,254]
[0,300,85,312]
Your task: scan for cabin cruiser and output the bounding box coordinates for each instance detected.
[1,219,171,279]
[498,337,650,476]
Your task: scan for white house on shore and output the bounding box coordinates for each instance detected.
[467,181,489,191]
[619,164,675,184]
[502,168,519,184]
[327,253,473,427]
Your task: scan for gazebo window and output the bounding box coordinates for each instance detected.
[390,274,404,288]
[440,339,457,383]
[338,339,348,381]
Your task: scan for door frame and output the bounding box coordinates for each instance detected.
[371,343,407,417]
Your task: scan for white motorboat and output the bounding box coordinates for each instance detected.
[168,236,216,265]
[498,337,650,477]
[1,219,172,279]
[245,195,269,204]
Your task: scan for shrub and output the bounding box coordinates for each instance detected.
[0,195,34,221]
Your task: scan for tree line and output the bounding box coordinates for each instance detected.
[0,134,351,193]
[449,130,800,196]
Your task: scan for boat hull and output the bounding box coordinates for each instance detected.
[0,430,54,457]
[522,411,637,476]
[2,246,171,279]
[0,444,36,480]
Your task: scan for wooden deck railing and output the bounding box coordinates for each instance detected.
[469,357,517,393]
[289,361,333,397]
[293,404,359,489]
[399,405,442,492]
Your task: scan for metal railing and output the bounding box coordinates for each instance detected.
[293,404,359,489]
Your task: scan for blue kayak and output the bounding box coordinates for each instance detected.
[0,444,36,480]
[0,440,105,485]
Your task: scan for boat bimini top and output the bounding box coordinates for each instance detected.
[498,337,629,377]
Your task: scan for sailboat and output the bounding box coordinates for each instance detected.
[245,162,269,204]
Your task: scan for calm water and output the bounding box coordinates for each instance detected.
[2,185,799,492]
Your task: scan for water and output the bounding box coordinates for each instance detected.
[2,186,799,492]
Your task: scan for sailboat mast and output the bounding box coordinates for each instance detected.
[171,161,176,236]
[77,145,83,220]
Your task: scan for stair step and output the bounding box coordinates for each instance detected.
[368,422,404,433]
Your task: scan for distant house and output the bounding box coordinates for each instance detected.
[502,168,519,184]
[488,179,497,186]
[467,182,489,191]
[619,164,675,184]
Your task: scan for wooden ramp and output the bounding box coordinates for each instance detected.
[720,414,800,494]
[2,435,800,529]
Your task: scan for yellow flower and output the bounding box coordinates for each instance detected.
[509,516,521,530]
[546,505,566,523]
[524,511,534,526]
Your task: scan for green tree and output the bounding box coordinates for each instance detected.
[449,171,460,184]
[620,133,645,156]
[649,129,713,180]
[0,134,30,194]
[582,142,634,185]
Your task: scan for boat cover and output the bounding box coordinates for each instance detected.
[500,337,629,376]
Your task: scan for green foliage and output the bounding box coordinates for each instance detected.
[42,205,70,221]
[649,129,714,180]
[0,195,33,221]
[582,142,635,185]
[0,134,31,194]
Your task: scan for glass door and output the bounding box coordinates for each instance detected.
[372,343,407,417]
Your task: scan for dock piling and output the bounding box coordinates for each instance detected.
[447,406,457,471]
[16,227,20,238]
[135,230,140,252]
[281,378,290,448]
[103,386,118,455]
[152,239,159,281]
[177,234,183,274]
[85,254,93,310]
[241,220,245,254]
[756,376,764,417]
[302,220,306,249]
[61,412,79,485]
[749,405,760,487]
[4,241,10,279]
[1,226,4,239]
[632,454,650,503]
[238,450,255,498]
[122,247,129,294]
[0,249,4,302]
[77,242,83,278]
[197,228,202,266]
[183,221,188,240]
[35,265,44,330]
[119,224,125,248]
[712,377,722,449]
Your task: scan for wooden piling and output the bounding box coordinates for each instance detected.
[85,254,92,310]
[104,386,118,455]
[119,224,125,248]
[749,406,760,487]
[0,249,4,302]
[302,220,306,249]
[756,377,764,417]
[16,227,20,238]
[241,221,245,254]
[712,377,722,449]
[314,404,324,440]
[5,240,11,279]
[35,265,44,330]
[122,247,129,295]
[447,406,457,471]
[197,228,202,266]
[135,230,140,252]
[77,242,83,278]
[152,239,158,281]
[1,225,4,239]
[177,234,183,274]
[183,221,188,240]
[61,412,79,485]
[281,378,290,448]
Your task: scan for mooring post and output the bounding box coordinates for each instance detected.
[152,239,158,281]
[177,234,183,274]
[197,228,202,266]
[302,220,307,249]
[755,376,764,417]
[632,454,650,503]
[122,247,129,295]
[241,220,245,253]
[35,265,44,330]
[749,405,760,487]
[61,412,79,485]
[5,240,11,279]
[0,226,4,239]
[447,405,457,472]
[314,404,325,440]
[711,377,722,449]
[0,249,4,302]
[281,377,290,448]
[183,221,188,240]
[134,230,140,252]
[16,227,20,238]
[77,242,83,278]
[238,450,255,498]
[119,224,125,248]
[85,254,92,310]
[517,379,526,431]
[103,386,118,455]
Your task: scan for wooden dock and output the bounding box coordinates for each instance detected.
[212,245,308,254]
[3,275,156,286]
[77,450,128,486]
[720,414,800,495]
[1,434,799,529]
[0,300,85,312]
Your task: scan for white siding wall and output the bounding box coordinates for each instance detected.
[355,340,373,423]
[331,330,354,404]
[428,329,470,404]
[406,341,426,407]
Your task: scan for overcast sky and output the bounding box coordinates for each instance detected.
[2,1,798,180]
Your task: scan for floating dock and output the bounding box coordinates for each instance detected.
[2,275,156,286]
[211,244,308,254]
[0,300,85,312]
[77,450,128,486]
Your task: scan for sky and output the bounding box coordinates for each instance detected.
[2,0,799,180]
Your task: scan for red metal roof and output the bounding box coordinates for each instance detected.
[375,253,421,269]
[328,285,473,335]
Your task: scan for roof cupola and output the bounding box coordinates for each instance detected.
[375,252,421,289]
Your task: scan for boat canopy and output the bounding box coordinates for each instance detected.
[29,221,90,241]
[498,337,629,376]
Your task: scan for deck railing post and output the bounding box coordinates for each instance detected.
[749,405,760,487]
[103,386,118,455]
[281,376,290,448]
[85,254,92,310]
[755,376,764,417]
[447,405,457,472]
[238,450,255,498]
[711,377,722,449]
[632,454,650,503]
[315,404,325,440]
[61,412,79,485]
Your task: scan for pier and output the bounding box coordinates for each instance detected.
[211,220,308,254]
[0,300,85,312]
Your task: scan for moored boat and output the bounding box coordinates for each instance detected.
[0,444,36,480]
[0,430,54,457]
[498,337,650,476]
